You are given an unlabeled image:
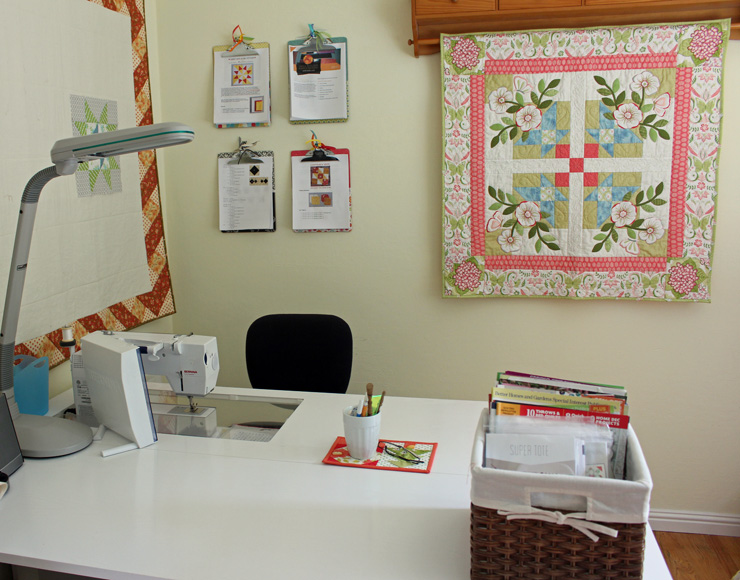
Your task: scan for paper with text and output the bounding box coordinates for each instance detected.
[218,152,275,232]
[288,39,347,123]
[213,43,271,127]
[291,149,351,232]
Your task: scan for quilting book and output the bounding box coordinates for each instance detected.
[498,371,627,398]
[492,384,626,415]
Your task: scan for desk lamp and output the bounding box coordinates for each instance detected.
[0,122,194,458]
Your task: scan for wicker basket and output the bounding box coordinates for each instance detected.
[470,410,652,580]
[470,505,646,579]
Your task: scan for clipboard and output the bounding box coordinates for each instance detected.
[213,31,271,128]
[288,31,348,124]
[290,147,351,232]
[218,143,275,232]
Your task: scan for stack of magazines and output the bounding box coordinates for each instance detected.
[487,371,630,480]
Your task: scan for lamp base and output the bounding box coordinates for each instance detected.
[15,414,93,458]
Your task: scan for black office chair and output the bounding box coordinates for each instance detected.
[245,314,353,394]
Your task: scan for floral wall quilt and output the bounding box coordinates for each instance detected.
[442,21,730,301]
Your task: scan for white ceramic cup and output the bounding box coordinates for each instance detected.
[342,405,381,460]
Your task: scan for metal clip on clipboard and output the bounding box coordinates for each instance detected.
[301,149,338,162]
[228,138,263,165]
[301,131,338,162]
[292,24,336,61]
[218,139,275,233]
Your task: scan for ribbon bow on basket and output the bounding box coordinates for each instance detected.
[498,508,619,542]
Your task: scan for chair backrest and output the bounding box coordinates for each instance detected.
[245,314,352,394]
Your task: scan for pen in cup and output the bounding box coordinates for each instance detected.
[351,386,387,417]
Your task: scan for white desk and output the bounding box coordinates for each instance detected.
[0,388,671,579]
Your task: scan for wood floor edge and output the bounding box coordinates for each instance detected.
[650,509,740,536]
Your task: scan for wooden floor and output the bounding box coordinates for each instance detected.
[655,531,740,580]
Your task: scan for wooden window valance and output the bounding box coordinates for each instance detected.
[409,0,740,56]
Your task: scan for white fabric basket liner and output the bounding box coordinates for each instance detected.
[471,409,652,524]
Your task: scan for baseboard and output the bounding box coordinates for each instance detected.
[649,509,740,536]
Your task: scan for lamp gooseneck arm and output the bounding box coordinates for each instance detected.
[0,166,61,416]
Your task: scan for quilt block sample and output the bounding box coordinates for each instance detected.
[442,21,730,301]
[15,0,175,368]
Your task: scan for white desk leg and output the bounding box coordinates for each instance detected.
[644,524,673,579]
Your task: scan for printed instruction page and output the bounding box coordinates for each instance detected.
[291,150,350,231]
[218,153,275,232]
[213,44,270,126]
[288,40,347,122]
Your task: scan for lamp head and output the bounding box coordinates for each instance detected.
[0,121,194,459]
[50,122,194,175]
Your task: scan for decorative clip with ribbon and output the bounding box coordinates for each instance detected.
[498,508,619,543]
[292,24,334,61]
[228,138,262,165]
[223,25,257,57]
[301,131,338,162]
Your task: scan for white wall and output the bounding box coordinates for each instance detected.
[148,0,740,515]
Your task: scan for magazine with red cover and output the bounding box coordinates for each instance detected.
[494,382,627,415]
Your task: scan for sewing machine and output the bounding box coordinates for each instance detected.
[76,331,219,419]
[70,331,219,454]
